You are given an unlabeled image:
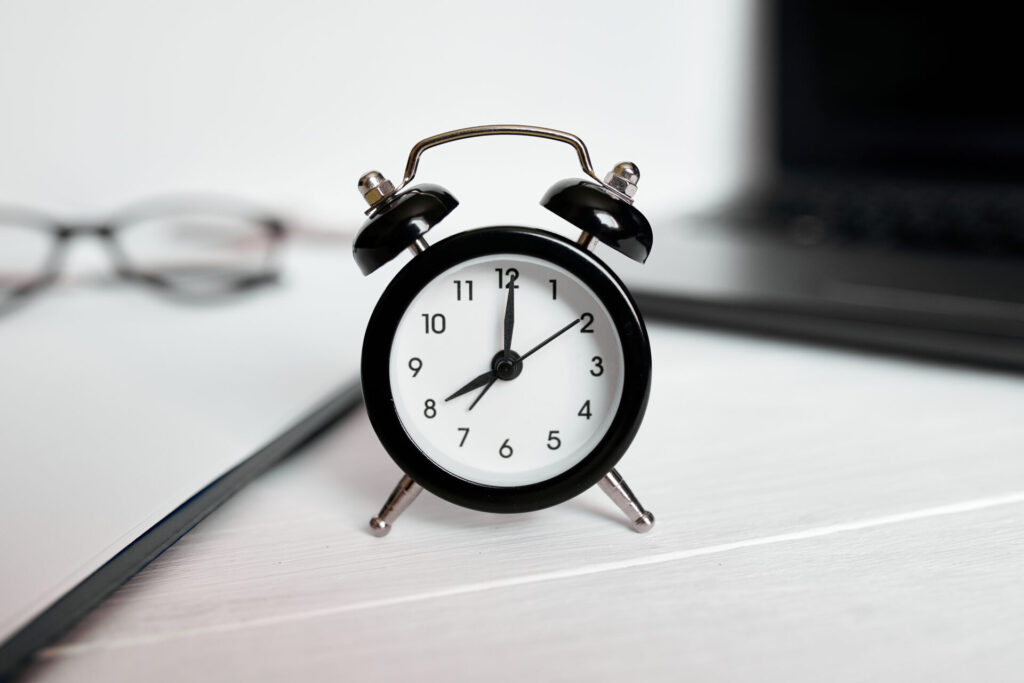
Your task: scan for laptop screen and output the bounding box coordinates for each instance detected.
[777,2,1024,181]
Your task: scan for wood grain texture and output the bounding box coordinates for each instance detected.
[22,324,1024,682]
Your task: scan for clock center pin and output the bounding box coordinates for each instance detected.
[491,350,523,381]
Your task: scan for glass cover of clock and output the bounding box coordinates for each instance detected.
[389,254,624,487]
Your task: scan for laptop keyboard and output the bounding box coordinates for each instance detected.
[729,179,1024,257]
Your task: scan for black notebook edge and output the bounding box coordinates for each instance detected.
[0,379,364,681]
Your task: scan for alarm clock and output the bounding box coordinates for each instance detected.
[353,125,655,536]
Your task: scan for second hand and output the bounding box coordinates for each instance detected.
[468,375,498,411]
[517,318,581,362]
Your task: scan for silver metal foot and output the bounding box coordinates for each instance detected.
[368,475,422,537]
[598,468,655,533]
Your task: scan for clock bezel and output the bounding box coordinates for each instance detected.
[361,226,652,514]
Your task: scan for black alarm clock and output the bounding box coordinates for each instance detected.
[353,125,655,536]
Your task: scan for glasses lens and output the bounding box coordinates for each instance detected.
[117,211,279,294]
[0,219,54,300]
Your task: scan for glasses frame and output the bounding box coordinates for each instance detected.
[0,198,287,305]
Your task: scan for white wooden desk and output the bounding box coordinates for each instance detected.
[23,324,1024,682]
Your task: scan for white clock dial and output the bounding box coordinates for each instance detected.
[389,254,625,487]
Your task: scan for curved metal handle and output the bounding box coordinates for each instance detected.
[400,124,604,187]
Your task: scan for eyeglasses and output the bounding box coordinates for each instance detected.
[0,196,286,313]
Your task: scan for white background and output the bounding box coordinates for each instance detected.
[0,0,760,228]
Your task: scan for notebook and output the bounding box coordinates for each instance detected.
[0,236,375,674]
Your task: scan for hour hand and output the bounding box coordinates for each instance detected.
[445,368,496,402]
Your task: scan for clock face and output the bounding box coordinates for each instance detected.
[388,254,625,487]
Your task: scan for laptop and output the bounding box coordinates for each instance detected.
[627,1,1024,370]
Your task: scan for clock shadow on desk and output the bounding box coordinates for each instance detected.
[329,409,628,535]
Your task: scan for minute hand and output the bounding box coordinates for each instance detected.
[503,282,514,359]
[518,318,581,362]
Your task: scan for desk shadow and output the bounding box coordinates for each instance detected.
[564,495,634,531]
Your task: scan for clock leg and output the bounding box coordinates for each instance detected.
[598,468,655,533]
[368,475,422,537]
